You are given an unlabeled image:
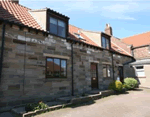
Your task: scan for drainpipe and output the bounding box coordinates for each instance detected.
[22,32,27,95]
[71,42,74,96]
[131,45,134,57]
[111,52,115,80]
[0,23,6,83]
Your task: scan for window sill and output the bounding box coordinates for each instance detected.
[44,77,69,82]
[103,77,112,79]
[137,76,146,78]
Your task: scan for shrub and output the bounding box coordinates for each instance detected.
[124,77,138,90]
[25,101,49,112]
[109,80,123,92]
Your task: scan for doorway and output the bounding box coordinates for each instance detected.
[91,63,98,89]
[118,66,124,82]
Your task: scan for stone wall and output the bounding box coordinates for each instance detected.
[0,24,134,110]
[0,25,72,109]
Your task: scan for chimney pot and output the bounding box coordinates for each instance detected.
[105,23,113,35]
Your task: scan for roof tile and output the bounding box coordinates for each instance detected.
[122,31,150,47]
[0,1,42,30]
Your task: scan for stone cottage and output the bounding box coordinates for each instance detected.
[0,0,135,111]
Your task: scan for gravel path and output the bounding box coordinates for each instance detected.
[35,88,150,117]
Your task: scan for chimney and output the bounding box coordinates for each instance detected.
[105,23,113,35]
[5,0,19,4]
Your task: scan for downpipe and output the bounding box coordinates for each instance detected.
[0,23,6,83]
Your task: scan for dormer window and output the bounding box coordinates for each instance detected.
[47,9,69,38]
[49,17,66,38]
[102,36,110,49]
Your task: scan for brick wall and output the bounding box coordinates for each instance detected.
[133,46,150,59]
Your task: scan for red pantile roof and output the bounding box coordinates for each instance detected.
[69,25,132,56]
[111,36,132,56]
[69,25,98,46]
[122,31,150,47]
[0,1,42,30]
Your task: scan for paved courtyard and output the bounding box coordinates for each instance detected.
[35,88,150,117]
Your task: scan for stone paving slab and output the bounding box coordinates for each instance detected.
[35,88,150,117]
[0,112,14,117]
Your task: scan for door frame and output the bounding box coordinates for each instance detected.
[118,66,124,83]
[91,62,99,89]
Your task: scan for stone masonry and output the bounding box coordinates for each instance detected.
[0,23,134,111]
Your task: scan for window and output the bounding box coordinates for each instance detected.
[49,17,66,38]
[135,66,145,77]
[102,36,110,49]
[74,33,84,39]
[46,57,67,78]
[103,64,111,78]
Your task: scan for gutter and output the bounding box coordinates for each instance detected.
[71,42,74,96]
[123,57,136,65]
[0,23,6,83]
[111,52,115,80]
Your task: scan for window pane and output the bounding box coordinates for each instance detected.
[136,66,143,69]
[106,39,109,49]
[58,20,66,37]
[103,65,107,77]
[107,65,111,77]
[50,17,57,35]
[47,58,54,77]
[102,37,106,48]
[61,60,67,77]
[54,59,60,77]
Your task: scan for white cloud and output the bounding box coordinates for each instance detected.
[21,0,150,20]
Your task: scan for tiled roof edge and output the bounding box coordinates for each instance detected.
[122,31,150,40]
[112,36,132,46]
[0,18,133,58]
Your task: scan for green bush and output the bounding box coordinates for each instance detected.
[109,80,123,92]
[124,77,138,90]
[25,101,49,112]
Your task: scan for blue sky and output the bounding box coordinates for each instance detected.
[20,0,150,39]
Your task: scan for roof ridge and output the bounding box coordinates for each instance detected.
[6,1,32,10]
[69,24,101,34]
[69,24,82,29]
[122,31,150,40]
[81,29,101,34]
[112,36,132,46]
[30,8,47,12]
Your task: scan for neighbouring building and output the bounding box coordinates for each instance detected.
[0,1,135,111]
[123,31,150,87]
